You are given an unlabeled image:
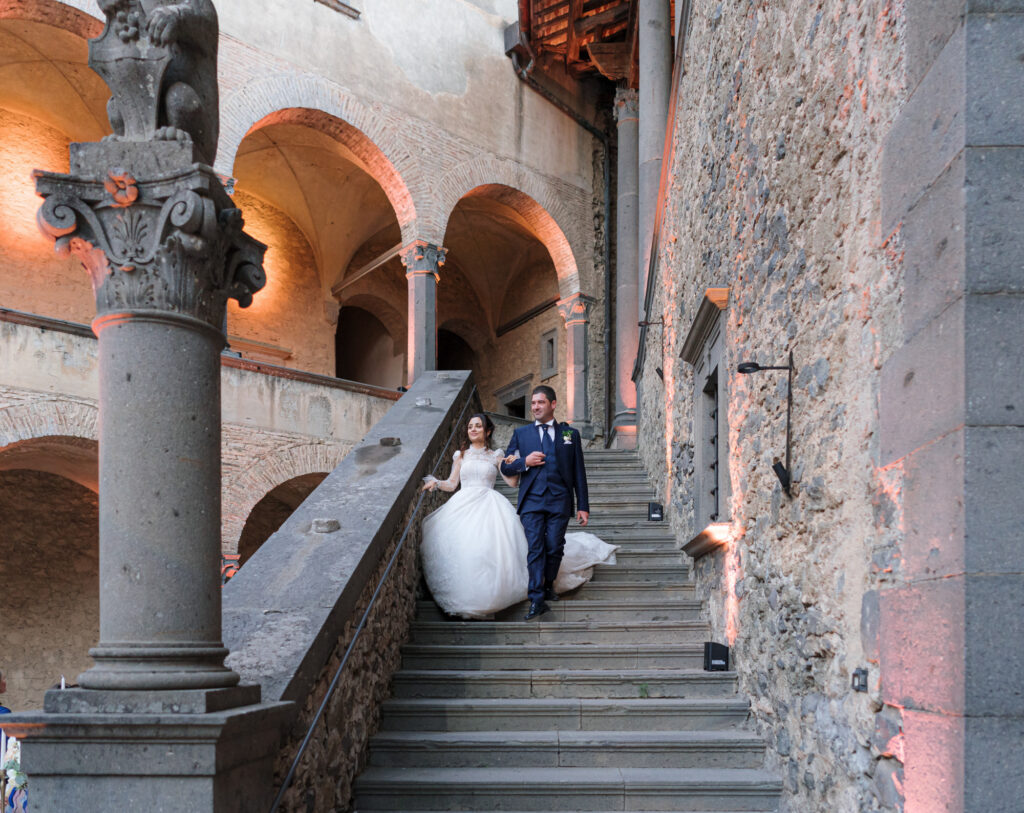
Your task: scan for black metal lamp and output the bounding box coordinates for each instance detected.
[737,350,795,497]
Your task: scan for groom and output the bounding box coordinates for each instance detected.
[501,385,590,620]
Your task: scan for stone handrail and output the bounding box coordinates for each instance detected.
[221,370,478,810]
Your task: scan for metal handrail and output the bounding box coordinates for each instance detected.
[268,385,478,812]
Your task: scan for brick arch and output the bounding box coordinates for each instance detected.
[217,76,421,244]
[432,157,590,297]
[0,399,100,490]
[0,0,103,38]
[221,442,352,553]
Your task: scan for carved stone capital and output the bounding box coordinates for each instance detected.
[614,88,639,123]
[400,240,447,280]
[35,141,265,332]
[557,293,595,327]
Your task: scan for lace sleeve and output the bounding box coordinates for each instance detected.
[495,448,520,488]
[423,450,462,492]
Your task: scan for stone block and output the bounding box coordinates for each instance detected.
[965,294,1024,425]
[964,427,1024,574]
[902,428,966,580]
[901,708,965,813]
[879,580,965,714]
[879,299,965,466]
[904,0,966,93]
[965,13,1024,145]
[1,702,291,813]
[964,714,1024,812]
[968,0,1024,9]
[882,23,966,232]
[901,152,966,340]
[965,147,1024,293]
[964,573,1024,716]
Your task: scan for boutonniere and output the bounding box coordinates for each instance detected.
[561,429,573,445]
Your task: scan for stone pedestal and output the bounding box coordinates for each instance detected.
[401,240,447,383]
[1,699,290,813]
[558,293,595,437]
[613,89,639,448]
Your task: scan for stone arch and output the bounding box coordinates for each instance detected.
[338,292,407,348]
[432,157,591,297]
[221,442,351,553]
[0,0,103,38]
[0,398,99,451]
[217,76,421,243]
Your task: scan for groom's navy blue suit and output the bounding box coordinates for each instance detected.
[501,421,589,603]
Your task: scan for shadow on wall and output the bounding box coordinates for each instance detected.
[237,472,328,567]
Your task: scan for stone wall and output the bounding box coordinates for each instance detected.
[0,470,98,711]
[636,1,909,810]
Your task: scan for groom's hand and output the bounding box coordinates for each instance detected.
[524,451,546,467]
[576,510,589,526]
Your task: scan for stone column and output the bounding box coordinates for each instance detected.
[638,0,672,318]
[613,88,639,448]
[558,293,595,436]
[401,240,447,383]
[0,6,290,810]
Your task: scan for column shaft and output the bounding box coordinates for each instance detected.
[558,294,594,432]
[638,0,672,318]
[85,313,233,689]
[402,241,447,383]
[614,89,640,443]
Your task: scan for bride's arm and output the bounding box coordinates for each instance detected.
[495,449,520,488]
[422,451,462,492]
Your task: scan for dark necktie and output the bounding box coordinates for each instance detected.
[541,424,554,459]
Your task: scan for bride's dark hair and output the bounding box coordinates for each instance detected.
[459,412,495,453]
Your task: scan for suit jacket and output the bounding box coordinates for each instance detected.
[500,421,589,517]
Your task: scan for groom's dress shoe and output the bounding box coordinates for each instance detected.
[524,601,551,620]
[544,587,560,602]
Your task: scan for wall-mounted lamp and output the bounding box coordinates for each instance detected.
[638,320,663,327]
[852,667,869,692]
[737,350,795,497]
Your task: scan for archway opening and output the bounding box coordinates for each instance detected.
[237,472,328,566]
[231,112,403,378]
[0,13,110,324]
[441,192,564,414]
[335,305,403,389]
[438,328,477,373]
[0,467,98,710]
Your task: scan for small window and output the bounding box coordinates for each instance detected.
[494,375,533,419]
[540,329,558,379]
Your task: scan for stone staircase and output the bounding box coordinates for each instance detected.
[353,449,781,812]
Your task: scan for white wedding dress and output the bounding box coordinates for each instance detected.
[421,446,618,619]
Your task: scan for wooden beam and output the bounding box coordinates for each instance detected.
[586,41,630,80]
[519,0,532,42]
[626,0,639,88]
[567,0,584,63]
[332,242,403,295]
[575,3,628,34]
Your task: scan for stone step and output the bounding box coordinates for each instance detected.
[389,668,738,699]
[401,643,706,671]
[588,563,689,582]
[417,599,704,623]
[354,766,781,811]
[408,619,708,646]
[561,581,695,601]
[367,729,766,768]
[608,548,685,566]
[376,697,751,732]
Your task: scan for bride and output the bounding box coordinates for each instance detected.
[420,413,617,619]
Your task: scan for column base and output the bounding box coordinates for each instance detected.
[0,700,292,813]
[609,422,637,449]
[44,685,261,715]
